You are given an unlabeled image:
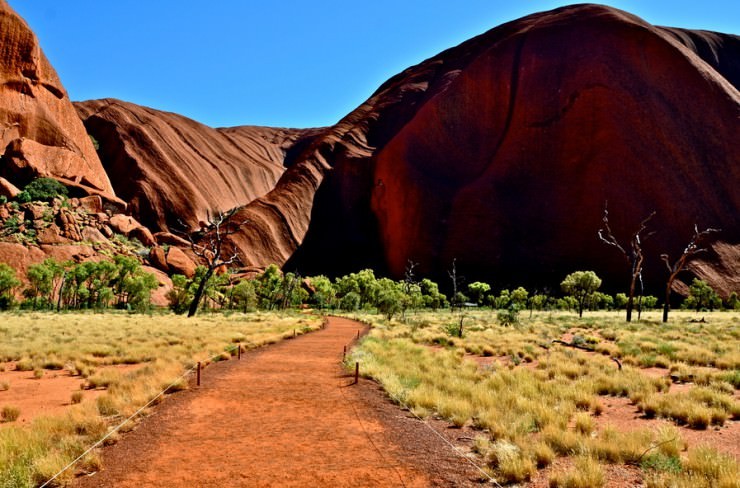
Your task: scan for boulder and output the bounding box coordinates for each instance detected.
[36,224,70,245]
[81,226,109,244]
[57,208,82,241]
[166,247,196,278]
[0,177,20,199]
[153,232,191,248]
[22,203,47,221]
[78,195,103,214]
[109,214,140,235]
[129,226,156,247]
[148,246,169,272]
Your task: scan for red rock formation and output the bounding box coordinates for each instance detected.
[230,4,740,296]
[75,99,322,232]
[0,0,113,195]
[4,1,738,298]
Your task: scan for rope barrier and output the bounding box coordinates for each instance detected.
[41,344,241,487]
[338,380,409,488]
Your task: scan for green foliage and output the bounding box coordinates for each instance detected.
[590,292,614,310]
[167,274,193,314]
[641,295,659,310]
[467,281,491,305]
[18,257,157,312]
[376,278,404,320]
[727,292,740,311]
[497,304,520,326]
[254,264,282,310]
[339,291,360,311]
[0,263,20,310]
[510,287,529,308]
[420,278,447,309]
[89,134,100,150]
[306,275,335,309]
[231,280,257,312]
[684,279,722,312]
[16,178,68,203]
[561,271,602,318]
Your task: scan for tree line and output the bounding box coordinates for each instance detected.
[163,264,736,320]
[0,256,158,312]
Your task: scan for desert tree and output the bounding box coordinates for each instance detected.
[448,258,467,311]
[177,208,247,317]
[597,204,655,322]
[561,270,602,318]
[660,225,720,322]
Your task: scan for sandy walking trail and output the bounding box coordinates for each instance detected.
[74,317,479,487]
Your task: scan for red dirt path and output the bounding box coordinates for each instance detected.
[73,317,481,487]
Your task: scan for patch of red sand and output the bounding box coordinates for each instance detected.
[0,363,143,427]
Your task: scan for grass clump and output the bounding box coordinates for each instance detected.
[1,405,20,422]
[549,456,605,488]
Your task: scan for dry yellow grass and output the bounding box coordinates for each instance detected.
[345,309,739,485]
[0,311,321,487]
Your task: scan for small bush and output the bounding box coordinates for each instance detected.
[1,405,20,422]
[71,391,84,404]
[0,381,8,391]
[15,358,35,371]
[17,178,68,203]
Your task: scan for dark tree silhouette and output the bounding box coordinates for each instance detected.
[598,204,655,322]
[178,208,247,317]
[660,225,720,323]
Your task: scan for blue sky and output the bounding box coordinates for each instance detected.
[9,1,739,128]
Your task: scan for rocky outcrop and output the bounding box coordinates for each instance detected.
[222,4,740,296]
[3,2,738,298]
[75,99,323,232]
[0,0,114,195]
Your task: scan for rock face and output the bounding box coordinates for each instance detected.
[2,2,738,298]
[226,4,740,295]
[0,0,113,195]
[75,99,322,232]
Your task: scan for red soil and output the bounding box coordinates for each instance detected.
[0,363,140,427]
[72,317,482,487]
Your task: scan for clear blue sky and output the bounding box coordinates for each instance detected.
[9,1,739,129]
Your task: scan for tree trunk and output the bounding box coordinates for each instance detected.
[662,282,671,323]
[188,268,214,318]
[626,273,637,322]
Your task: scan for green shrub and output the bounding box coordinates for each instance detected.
[17,178,68,203]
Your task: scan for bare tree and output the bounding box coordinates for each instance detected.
[448,258,465,311]
[598,203,655,322]
[660,225,720,323]
[177,208,247,317]
[403,259,418,294]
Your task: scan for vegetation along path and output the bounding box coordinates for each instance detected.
[74,317,480,487]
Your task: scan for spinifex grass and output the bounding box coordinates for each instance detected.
[346,310,739,485]
[0,311,320,487]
